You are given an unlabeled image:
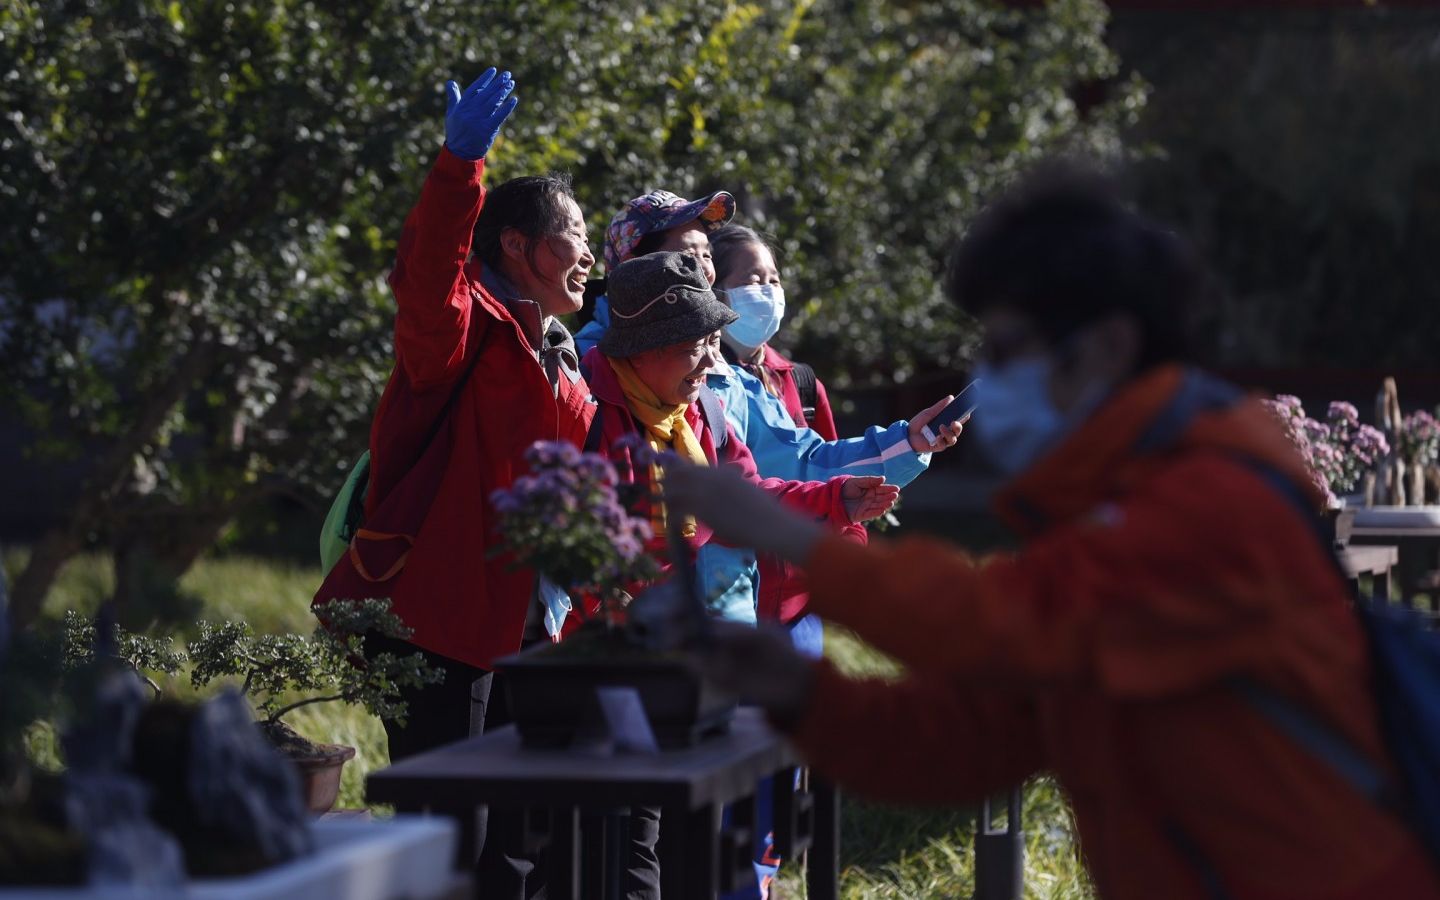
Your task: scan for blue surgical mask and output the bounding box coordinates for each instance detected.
[722,284,786,349]
[972,357,1112,476]
[972,359,1063,476]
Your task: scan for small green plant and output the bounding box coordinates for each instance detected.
[186,598,442,752]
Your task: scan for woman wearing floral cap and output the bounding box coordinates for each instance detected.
[573,187,735,356]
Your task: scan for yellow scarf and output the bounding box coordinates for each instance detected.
[609,357,709,538]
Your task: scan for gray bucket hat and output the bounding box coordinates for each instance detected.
[599,252,738,359]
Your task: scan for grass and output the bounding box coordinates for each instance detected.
[9,549,1092,898]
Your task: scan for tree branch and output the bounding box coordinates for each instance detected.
[267,694,345,724]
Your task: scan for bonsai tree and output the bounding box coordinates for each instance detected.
[186,598,441,755]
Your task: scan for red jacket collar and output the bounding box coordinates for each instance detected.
[760,344,794,372]
[582,347,626,406]
[463,259,534,346]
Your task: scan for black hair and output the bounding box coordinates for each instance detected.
[944,163,1202,370]
[630,229,670,260]
[472,173,577,276]
[710,224,777,285]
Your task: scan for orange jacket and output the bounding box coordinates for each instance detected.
[787,365,1440,900]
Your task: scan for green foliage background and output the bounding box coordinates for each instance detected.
[0,0,1139,611]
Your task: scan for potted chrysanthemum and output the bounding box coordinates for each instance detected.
[1262,396,1390,544]
[489,441,734,749]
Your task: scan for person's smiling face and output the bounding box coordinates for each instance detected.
[630,332,723,406]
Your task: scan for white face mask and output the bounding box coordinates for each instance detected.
[722,284,786,349]
[972,357,1111,476]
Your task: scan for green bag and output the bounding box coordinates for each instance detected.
[320,314,491,577]
[319,451,370,574]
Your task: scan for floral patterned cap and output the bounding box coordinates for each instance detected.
[603,189,736,271]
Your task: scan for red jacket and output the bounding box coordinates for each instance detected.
[314,147,594,670]
[751,343,853,624]
[755,343,838,440]
[579,348,849,611]
[786,366,1440,900]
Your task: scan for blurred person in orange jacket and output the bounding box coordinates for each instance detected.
[663,164,1440,900]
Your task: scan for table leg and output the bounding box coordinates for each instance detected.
[772,766,814,859]
[604,810,628,900]
[429,805,479,870]
[547,807,581,900]
[1380,566,1395,604]
[658,806,685,899]
[580,812,606,899]
[659,804,719,898]
[807,779,840,900]
[686,803,720,899]
[719,793,756,894]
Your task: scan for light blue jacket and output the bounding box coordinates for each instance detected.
[574,296,610,358]
[696,359,930,623]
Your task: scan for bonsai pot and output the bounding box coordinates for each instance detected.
[260,719,357,814]
[291,744,357,814]
[495,635,735,750]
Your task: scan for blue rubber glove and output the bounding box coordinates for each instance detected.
[444,67,518,161]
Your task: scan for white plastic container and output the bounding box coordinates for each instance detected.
[1,815,459,900]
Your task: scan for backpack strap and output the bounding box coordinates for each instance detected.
[789,361,819,422]
[1233,460,1408,817]
[583,404,605,454]
[343,313,489,541]
[697,385,728,451]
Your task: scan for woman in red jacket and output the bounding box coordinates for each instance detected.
[313,68,595,897]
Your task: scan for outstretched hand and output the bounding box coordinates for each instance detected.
[444,67,519,161]
[662,464,825,564]
[841,475,900,523]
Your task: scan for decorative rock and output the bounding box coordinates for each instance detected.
[187,689,314,864]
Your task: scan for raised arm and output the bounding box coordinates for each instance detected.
[389,69,517,389]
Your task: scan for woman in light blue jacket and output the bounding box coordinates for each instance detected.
[698,224,963,643]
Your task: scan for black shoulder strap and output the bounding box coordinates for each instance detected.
[583,404,605,454]
[359,303,489,523]
[420,309,489,458]
[697,385,728,451]
[789,361,818,419]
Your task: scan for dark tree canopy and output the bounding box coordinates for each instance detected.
[0,0,1135,622]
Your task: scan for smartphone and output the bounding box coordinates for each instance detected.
[920,380,980,445]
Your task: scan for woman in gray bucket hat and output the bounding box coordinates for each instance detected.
[575,251,899,897]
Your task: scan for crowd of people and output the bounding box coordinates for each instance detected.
[314,67,1440,899]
